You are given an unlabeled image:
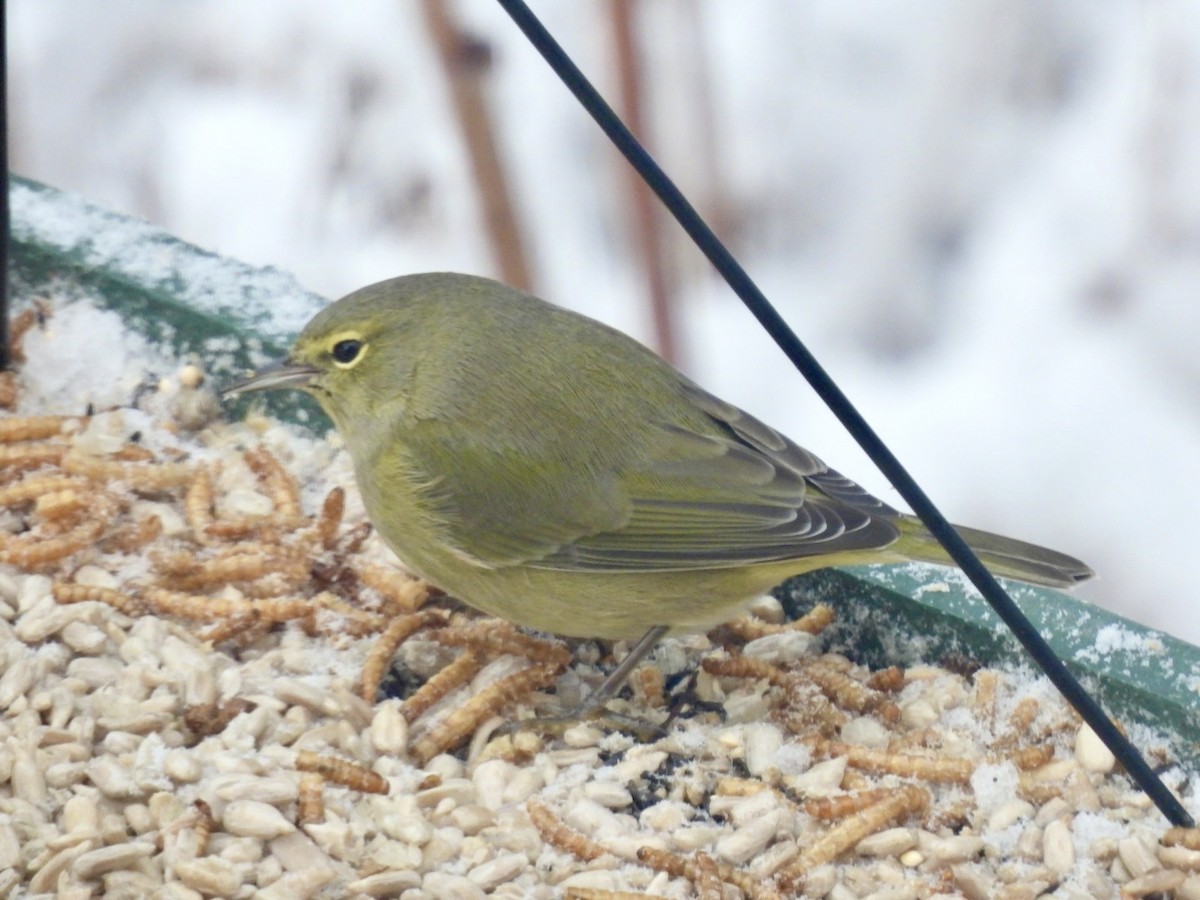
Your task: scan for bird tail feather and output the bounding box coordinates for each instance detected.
[895,518,1094,589]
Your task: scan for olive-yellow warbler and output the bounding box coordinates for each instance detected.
[226,273,1091,710]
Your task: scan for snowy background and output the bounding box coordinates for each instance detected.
[8,1,1200,641]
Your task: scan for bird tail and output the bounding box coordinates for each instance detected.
[894,517,1094,589]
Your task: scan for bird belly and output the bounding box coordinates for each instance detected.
[395,555,820,641]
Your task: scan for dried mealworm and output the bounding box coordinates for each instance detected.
[0,443,66,472]
[112,445,156,463]
[297,771,325,825]
[100,514,163,554]
[780,786,929,883]
[313,592,387,637]
[192,799,215,856]
[243,446,302,521]
[400,651,481,722]
[802,659,898,721]
[0,474,87,507]
[726,602,835,640]
[34,488,89,526]
[802,788,897,820]
[691,853,724,900]
[195,613,262,645]
[0,516,106,570]
[0,415,77,443]
[359,609,450,702]
[792,603,836,634]
[1007,744,1055,771]
[144,588,313,623]
[249,595,316,623]
[631,663,666,708]
[702,655,792,687]
[149,548,201,576]
[316,486,345,550]
[144,588,250,621]
[295,750,388,794]
[1008,697,1039,734]
[1163,828,1200,852]
[62,450,192,491]
[866,666,905,693]
[773,683,848,738]
[806,738,975,784]
[184,468,215,542]
[430,620,572,668]
[714,777,771,798]
[183,698,256,738]
[164,551,310,593]
[409,663,561,766]
[526,797,612,863]
[335,520,372,555]
[636,846,775,900]
[52,582,144,616]
[202,518,286,543]
[357,563,432,614]
[840,769,872,793]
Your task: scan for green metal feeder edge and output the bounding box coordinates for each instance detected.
[8,175,326,427]
[8,176,1199,765]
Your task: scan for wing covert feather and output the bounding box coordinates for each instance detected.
[413,378,901,572]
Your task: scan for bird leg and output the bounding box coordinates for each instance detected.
[576,625,670,717]
[509,625,670,739]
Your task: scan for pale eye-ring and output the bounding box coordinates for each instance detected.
[331,339,363,366]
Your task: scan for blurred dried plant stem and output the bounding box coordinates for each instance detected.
[610,0,679,364]
[420,0,534,292]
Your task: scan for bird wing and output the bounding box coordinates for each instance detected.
[533,382,902,571]
[408,380,900,573]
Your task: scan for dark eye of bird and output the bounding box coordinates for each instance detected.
[331,339,363,365]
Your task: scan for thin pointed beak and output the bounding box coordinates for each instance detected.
[222,360,319,398]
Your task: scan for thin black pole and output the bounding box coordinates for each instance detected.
[494,0,1193,827]
[0,0,9,370]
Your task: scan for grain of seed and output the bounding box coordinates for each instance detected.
[71,842,155,880]
[467,851,528,889]
[222,799,295,839]
[471,758,514,812]
[715,808,781,865]
[1122,868,1186,896]
[986,799,1034,832]
[583,781,634,809]
[1042,818,1074,876]
[856,827,917,857]
[28,842,93,894]
[1074,723,1116,774]
[920,832,985,864]
[0,658,35,710]
[252,867,336,900]
[213,774,298,805]
[0,822,20,869]
[1160,845,1200,871]
[1119,834,1161,878]
[368,699,407,755]
[345,870,424,897]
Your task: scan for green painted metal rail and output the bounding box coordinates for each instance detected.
[8,175,326,428]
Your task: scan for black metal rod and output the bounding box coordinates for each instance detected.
[494,0,1192,827]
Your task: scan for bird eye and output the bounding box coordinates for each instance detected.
[331,339,363,366]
